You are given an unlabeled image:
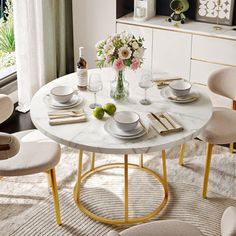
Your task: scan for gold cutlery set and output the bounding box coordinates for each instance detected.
[48,109,87,126]
[147,112,183,135]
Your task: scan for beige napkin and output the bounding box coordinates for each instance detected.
[48,109,87,126]
[49,116,87,126]
[147,112,183,135]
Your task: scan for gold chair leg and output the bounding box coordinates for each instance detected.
[91,152,95,171]
[162,150,168,196]
[47,172,52,187]
[229,143,234,153]
[75,150,83,203]
[179,144,186,166]
[139,154,144,168]
[202,143,213,199]
[124,154,129,222]
[48,168,61,225]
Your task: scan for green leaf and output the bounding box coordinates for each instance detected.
[124,59,131,67]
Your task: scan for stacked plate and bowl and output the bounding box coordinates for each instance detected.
[44,86,83,109]
[160,80,200,103]
[104,111,146,139]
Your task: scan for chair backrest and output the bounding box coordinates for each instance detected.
[0,94,14,124]
[208,67,236,101]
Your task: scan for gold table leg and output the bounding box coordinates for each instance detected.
[202,143,213,199]
[124,154,129,222]
[91,152,95,170]
[73,150,168,225]
[179,144,185,166]
[139,154,144,168]
[75,150,83,202]
[162,150,168,196]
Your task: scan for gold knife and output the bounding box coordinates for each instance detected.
[150,112,168,130]
[160,113,176,129]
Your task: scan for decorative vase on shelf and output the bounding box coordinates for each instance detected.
[110,70,129,101]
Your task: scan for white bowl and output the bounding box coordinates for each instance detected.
[169,80,192,97]
[50,86,75,104]
[114,111,140,132]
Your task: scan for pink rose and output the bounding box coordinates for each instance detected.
[130,58,140,71]
[113,59,125,71]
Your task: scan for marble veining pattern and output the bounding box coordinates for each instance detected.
[30,68,213,154]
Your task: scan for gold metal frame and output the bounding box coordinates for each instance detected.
[202,143,213,198]
[74,150,168,225]
[179,144,186,166]
[47,168,62,225]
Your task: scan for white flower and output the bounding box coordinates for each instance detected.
[132,41,139,50]
[118,46,132,60]
[133,47,145,59]
[103,44,115,56]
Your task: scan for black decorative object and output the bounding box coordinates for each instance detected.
[168,0,190,23]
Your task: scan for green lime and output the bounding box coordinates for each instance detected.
[93,106,104,119]
[103,103,116,116]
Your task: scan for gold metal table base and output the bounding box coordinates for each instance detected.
[73,151,168,225]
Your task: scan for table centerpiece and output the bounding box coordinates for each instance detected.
[96,32,145,101]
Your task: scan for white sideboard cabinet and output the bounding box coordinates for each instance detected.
[152,29,191,80]
[117,14,236,107]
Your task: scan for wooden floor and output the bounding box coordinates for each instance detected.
[0,105,35,133]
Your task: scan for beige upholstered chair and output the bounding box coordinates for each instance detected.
[178,67,236,198]
[221,206,236,236]
[107,220,203,236]
[0,94,61,225]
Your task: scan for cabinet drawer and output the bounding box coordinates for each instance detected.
[152,29,191,80]
[116,23,153,71]
[190,60,232,108]
[192,35,236,66]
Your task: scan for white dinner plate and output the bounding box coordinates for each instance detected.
[160,86,200,103]
[104,118,146,139]
[44,94,83,109]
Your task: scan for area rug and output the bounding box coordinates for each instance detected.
[0,140,235,236]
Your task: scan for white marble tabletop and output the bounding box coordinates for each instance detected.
[30,68,213,154]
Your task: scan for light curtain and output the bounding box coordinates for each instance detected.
[13,0,74,112]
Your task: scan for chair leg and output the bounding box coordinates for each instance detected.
[48,168,61,225]
[47,172,52,187]
[229,143,234,153]
[179,144,186,166]
[202,143,213,199]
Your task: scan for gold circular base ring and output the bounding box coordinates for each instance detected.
[73,163,168,225]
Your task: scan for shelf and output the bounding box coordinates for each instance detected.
[117,13,236,41]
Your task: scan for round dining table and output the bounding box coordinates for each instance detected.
[30,68,213,225]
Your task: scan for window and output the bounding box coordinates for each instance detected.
[0,0,16,94]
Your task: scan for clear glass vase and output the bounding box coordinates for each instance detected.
[110,70,129,101]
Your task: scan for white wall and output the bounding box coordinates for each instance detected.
[72,0,116,69]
